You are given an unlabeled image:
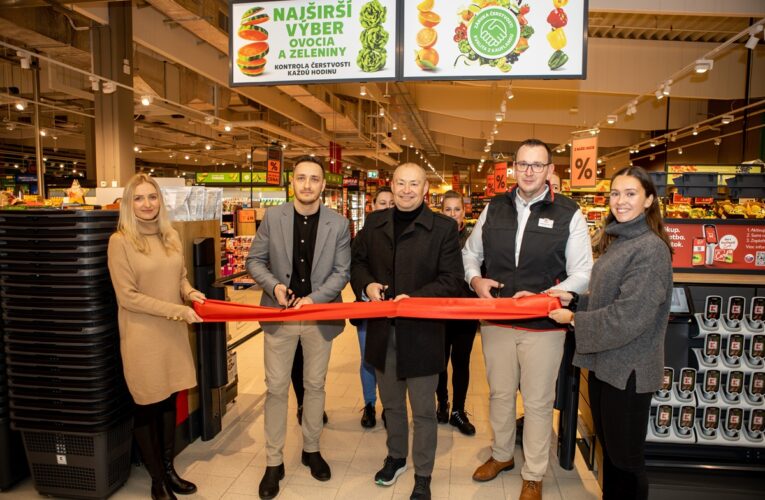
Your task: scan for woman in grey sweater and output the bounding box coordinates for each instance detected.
[548,166,673,500]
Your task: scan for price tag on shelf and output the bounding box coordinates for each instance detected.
[571,137,598,188]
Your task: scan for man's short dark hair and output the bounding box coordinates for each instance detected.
[373,186,392,202]
[292,155,325,173]
[515,139,552,165]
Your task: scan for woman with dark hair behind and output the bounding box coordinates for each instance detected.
[548,166,673,500]
[436,190,478,435]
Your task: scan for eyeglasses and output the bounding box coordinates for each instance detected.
[514,161,549,173]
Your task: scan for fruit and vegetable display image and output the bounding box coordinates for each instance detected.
[453,0,534,73]
[237,6,270,76]
[358,0,389,72]
[546,0,570,70]
[415,0,440,71]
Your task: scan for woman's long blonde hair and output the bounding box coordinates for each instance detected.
[117,174,180,254]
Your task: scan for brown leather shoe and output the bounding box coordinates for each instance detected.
[519,479,542,500]
[472,457,515,482]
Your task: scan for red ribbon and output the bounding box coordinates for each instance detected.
[194,294,561,322]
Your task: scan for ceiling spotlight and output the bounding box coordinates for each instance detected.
[140,95,153,106]
[246,152,252,159]
[606,115,617,125]
[506,88,514,100]
[402,133,407,141]
[360,85,367,97]
[59,164,63,170]
[495,112,504,122]
[184,154,190,160]
[18,54,31,70]
[678,147,683,155]
[487,138,494,146]
[649,141,656,148]
[694,58,714,74]
[39,129,46,137]
[500,101,507,113]
[721,114,734,125]
[13,164,18,169]
[392,122,398,131]
[590,128,599,136]
[484,145,491,152]
[597,158,603,165]
[655,88,664,100]
[662,81,672,96]
[309,153,316,157]
[745,33,760,50]
[669,133,677,142]
[203,115,215,125]
[205,143,212,150]
[714,137,722,146]
[6,122,15,131]
[379,107,385,117]
[223,123,232,132]
[14,100,25,111]
[89,76,99,92]
[692,126,699,136]
[133,146,139,152]
[282,142,288,149]
[102,81,116,94]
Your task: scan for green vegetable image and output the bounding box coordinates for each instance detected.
[357,48,387,72]
[548,50,568,70]
[360,0,387,29]
[360,25,389,49]
[358,0,389,72]
[520,25,535,38]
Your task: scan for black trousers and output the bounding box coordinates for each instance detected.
[436,320,477,412]
[588,371,652,500]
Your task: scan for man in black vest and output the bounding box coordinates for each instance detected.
[352,162,464,500]
[463,139,592,500]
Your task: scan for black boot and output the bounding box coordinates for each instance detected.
[162,403,197,495]
[436,401,450,424]
[133,422,177,500]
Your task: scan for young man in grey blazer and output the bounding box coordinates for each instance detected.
[246,156,351,500]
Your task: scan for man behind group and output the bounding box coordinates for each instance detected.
[352,163,464,500]
[463,139,592,500]
[246,156,351,500]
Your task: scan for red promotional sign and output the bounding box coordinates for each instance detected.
[266,147,282,185]
[672,193,691,204]
[494,162,507,194]
[486,174,495,197]
[665,220,765,273]
[571,136,598,188]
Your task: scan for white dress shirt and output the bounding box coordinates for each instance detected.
[462,187,592,294]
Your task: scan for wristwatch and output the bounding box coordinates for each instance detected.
[567,291,579,312]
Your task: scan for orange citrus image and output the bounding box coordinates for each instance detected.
[416,28,438,48]
[417,0,434,12]
[418,11,441,28]
[415,48,439,70]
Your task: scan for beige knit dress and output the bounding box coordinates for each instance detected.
[107,218,198,405]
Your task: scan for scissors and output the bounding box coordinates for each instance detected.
[283,289,297,309]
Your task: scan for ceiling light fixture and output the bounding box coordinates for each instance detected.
[14,100,25,111]
[140,95,152,106]
[102,81,117,94]
[379,107,385,117]
[392,123,397,131]
[224,123,232,132]
[184,154,190,160]
[205,143,212,150]
[714,137,722,146]
[692,126,699,136]
[678,147,683,155]
[606,115,617,125]
[360,85,367,96]
[649,141,656,148]
[402,133,407,141]
[495,112,504,122]
[694,58,714,74]
[500,101,507,113]
[204,115,215,125]
[39,129,46,137]
[133,146,139,152]
[745,32,760,50]
[662,81,672,97]
[721,114,734,125]
[506,87,514,100]
[655,88,664,100]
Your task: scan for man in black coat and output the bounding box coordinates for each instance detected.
[351,163,464,500]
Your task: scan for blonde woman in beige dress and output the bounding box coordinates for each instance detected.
[108,174,205,500]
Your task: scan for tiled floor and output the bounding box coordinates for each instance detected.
[4,287,601,499]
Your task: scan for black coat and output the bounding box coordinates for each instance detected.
[351,206,465,378]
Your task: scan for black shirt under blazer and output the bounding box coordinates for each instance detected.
[351,206,465,378]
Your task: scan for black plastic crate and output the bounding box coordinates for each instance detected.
[12,404,131,431]
[21,416,131,499]
[9,385,127,404]
[0,417,29,490]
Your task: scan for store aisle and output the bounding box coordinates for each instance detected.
[4,286,600,499]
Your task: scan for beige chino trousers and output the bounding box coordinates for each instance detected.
[481,324,565,481]
[263,322,333,466]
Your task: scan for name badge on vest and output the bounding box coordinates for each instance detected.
[538,218,554,229]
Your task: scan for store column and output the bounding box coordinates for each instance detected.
[88,0,135,187]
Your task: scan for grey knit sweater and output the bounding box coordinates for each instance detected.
[573,214,673,393]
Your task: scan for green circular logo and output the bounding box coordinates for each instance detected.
[468,6,520,59]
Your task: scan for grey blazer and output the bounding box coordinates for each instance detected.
[246,202,351,339]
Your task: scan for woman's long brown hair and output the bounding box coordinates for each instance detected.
[596,166,673,255]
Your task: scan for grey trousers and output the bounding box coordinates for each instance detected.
[376,330,439,476]
[263,322,333,466]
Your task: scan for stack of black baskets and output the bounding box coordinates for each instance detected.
[0,209,132,498]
